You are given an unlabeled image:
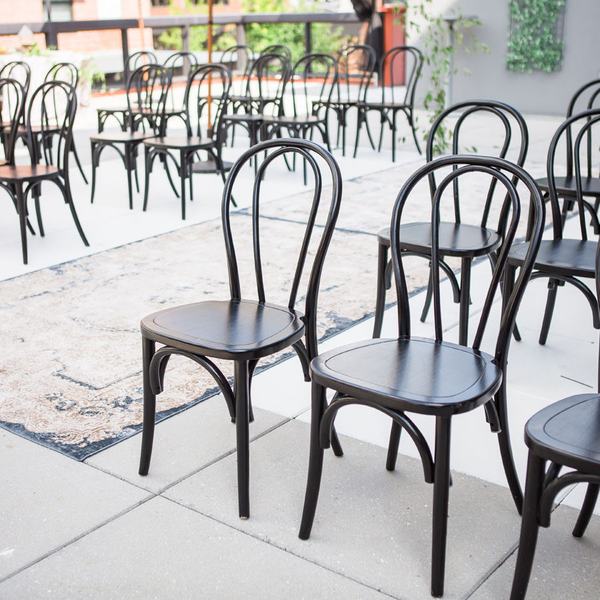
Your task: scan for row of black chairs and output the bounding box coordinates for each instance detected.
[0,75,88,264]
[90,43,424,219]
[135,79,600,599]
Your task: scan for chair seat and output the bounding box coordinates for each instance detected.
[525,393,600,474]
[141,299,305,361]
[311,337,502,416]
[377,223,502,257]
[223,114,263,123]
[0,164,59,182]
[358,101,409,110]
[143,136,214,150]
[536,175,600,197]
[262,115,322,126]
[90,131,155,143]
[508,238,597,278]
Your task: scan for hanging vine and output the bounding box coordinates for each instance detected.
[506,0,565,73]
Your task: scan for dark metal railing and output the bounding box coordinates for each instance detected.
[0,12,362,82]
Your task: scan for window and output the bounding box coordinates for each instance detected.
[44,0,73,21]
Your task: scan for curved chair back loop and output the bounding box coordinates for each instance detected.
[126,64,171,134]
[0,61,31,126]
[183,63,232,139]
[221,137,343,359]
[288,53,338,118]
[547,108,600,240]
[44,62,79,87]
[25,80,76,174]
[379,46,423,105]
[128,50,158,73]
[0,78,25,165]
[390,155,545,361]
[426,100,529,232]
[163,51,199,74]
[564,78,600,176]
[246,53,290,116]
[220,44,255,95]
[260,44,292,62]
[336,44,376,104]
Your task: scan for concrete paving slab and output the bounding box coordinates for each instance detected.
[471,502,600,599]
[0,429,150,581]
[164,419,522,600]
[0,495,390,599]
[86,401,288,494]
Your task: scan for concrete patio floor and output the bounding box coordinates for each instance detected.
[1,102,599,598]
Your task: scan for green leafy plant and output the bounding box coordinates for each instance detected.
[401,0,488,153]
[506,0,565,73]
[243,0,347,62]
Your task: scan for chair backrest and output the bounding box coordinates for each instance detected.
[287,53,337,118]
[260,44,292,61]
[0,78,25,165]
[128,50,158,72]
[379,46,423,106]
[184,63,231,139]
[44,62,79,87]
[336,44,376,103]
[563,80,600,177]
[546,108,600,241]
[25,80,76,173]
[426,100,529,232]
[390,155,544,364]
[220,44,255,95]
[0,61,31,125]
[163,51,199,75]
[246,53,290,116]
[126,64,171,134]
[221,137,343,359]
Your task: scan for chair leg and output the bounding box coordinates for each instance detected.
[143,147,153,212]
[353,108,364,158]
[458,257,472,346]
[234,361,251,519]
[299,380,329,540]
[125,145,134,210]
[56,177,89,247]
[139,337,157,476]
[373,241,390,338]
[572,482,600,538]
[386,421,402,471]
[180,158,187,220]
[408,109,422,155]
[71,138,89,185]
[90,141,98,204]
[539,279,559,345]
[509,452,546,600]
[15,181,28,265]
[32,183,44,237]
[391,111,397,163]
[431,416,452,597]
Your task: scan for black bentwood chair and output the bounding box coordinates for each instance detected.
[507,108,600,346]
[324,44,377,156]
[21,62,88,184]
[299,155,545,598]
[90,64,171,210]
[0,81,88,264]
[143,64,232,219]
[162,51,200,130]
[262,53,338,152]
[535,78,600,225]
[354,45,423,161]
[509,394,600,599]
[372,100,529,343]
[139,138,343,519]
[96,50,159,133]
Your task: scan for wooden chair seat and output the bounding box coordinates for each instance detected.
[142,300,304,361]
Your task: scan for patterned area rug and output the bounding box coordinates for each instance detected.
[0,156,540,461]
[0,160,437,460]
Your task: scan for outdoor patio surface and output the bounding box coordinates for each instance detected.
[1,101,599,598]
